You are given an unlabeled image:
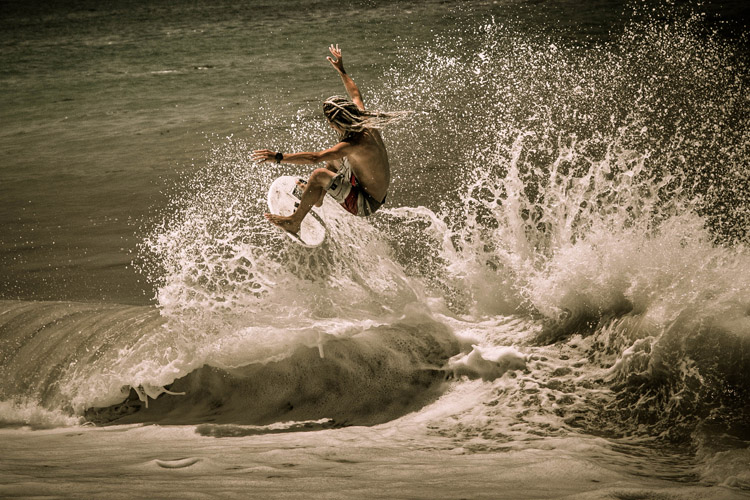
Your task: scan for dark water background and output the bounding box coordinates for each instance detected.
[1,0,746,304]
[1,0,749,494]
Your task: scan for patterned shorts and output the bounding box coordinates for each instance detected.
[325,159,386,217]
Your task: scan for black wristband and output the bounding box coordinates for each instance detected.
[274,152,283,164]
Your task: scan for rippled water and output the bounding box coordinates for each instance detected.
[1,0,748,497]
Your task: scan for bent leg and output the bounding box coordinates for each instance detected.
[314,190,325,207]
[296,179,326,207]
[266,168,337,233]
[298,168,336,213]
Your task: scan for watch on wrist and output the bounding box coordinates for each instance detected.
[274,152,283,164]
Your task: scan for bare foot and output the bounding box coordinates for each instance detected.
[265,213,302,234]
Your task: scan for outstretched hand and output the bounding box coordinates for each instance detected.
[327,44,345,74]
[251,149,276,163]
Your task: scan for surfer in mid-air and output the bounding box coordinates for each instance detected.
[252,44,407,234]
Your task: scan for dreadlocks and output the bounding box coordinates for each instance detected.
[323,96,410,138]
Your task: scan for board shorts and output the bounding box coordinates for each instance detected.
[325,159,386,217]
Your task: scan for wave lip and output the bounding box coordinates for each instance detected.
[85,312,460,427]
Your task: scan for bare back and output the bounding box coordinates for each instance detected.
[342,129,390,203]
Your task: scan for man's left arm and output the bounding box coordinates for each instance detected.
[251,141,353,165]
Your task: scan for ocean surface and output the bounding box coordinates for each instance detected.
[1,0,749,498]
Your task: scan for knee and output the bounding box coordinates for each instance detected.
[310,168,333,188]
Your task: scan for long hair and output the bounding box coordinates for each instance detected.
[323,96,410,137]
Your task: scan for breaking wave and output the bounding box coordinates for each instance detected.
[1,3,747,489]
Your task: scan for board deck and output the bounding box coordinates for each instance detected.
[267,176,327,247]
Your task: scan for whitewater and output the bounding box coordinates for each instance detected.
[1,2,748,498]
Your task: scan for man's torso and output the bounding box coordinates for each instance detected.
[344,129,389,203]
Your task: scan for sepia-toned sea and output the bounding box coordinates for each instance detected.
[1,0,748,498]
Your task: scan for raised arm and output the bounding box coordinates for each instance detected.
[327,44,364,110]
[252,141,354,165]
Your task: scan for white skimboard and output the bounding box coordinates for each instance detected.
[267,175,327,247]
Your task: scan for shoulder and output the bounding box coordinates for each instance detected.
[342,130,365,144]
[344,129,380,145]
